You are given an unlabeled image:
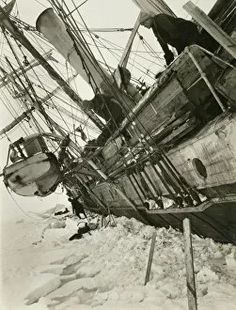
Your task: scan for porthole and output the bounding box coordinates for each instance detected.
[192,158,207,179]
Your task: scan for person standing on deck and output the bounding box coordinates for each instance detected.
[84,94,125,126]
[83,94,126,145]
[140,13,201,65]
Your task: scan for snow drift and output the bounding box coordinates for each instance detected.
[1,210,236,309]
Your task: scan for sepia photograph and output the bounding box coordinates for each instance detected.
[0,0,236,309]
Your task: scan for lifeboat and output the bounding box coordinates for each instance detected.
[3,134,61,197]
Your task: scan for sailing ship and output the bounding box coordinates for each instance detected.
[0,0,236,244]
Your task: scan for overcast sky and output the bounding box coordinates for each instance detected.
[0,0,216,223]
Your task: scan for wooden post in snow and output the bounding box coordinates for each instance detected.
[144,231,157,285]
[183,218,198,310]
[183,1,236,60]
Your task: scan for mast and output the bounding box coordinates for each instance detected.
[36,6,139,108]
[45,99,99,133]
[0,0,15,20]
[10,15,45,39]
[118,12,142,69]
[0,50,54,88]
[0,55,98,138]
[35,81,99,133]
[119,0,176,70]
[0,4,105,131]
[0,108,34,136]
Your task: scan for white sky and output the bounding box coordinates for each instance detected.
[0,0,216,223]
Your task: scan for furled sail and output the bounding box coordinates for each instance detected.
[0,9,105,130]
[36,8,112,93]
[36,8,140,104]
[133,0,176,17]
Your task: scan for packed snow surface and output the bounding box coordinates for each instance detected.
[1,209,236,310]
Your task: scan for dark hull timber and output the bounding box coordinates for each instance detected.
[99,45,236,173]
[91,112,236,200]
[87,196,236,244]
[73,45,236,244]
[78,4,236,245]
[83,113,236,245]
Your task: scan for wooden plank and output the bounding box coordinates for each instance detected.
[215,67,236,107]
[187,48,226,112]
[144,231,157,285]
[159,116,199,146]
[106,197,236,243]
[102,47,220,170]
[183,1,236,59]
[167,113,236,190]
[183,218,198,310]
[119,12,141,68]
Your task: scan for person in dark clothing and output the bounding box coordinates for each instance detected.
[84,94,126,146]
[141,13,201,65]
[84,94,125,125]
[68,197,87,219]
[69,223,91,241]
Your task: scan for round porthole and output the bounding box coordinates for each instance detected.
[192,158,207,179]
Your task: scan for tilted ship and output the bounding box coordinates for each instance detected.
[0,0,236,243]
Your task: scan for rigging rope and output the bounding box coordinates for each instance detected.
[2,29,45,133]
[0,90,30,135]
[1,0,201,205]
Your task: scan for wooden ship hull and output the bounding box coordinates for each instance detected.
[65,44,236,244]
[54,1,236,244]
[85,112,236,244]
[1,0,236,244]
[90,196,236,244]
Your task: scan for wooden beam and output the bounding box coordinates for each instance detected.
[144,231,157,285]
[183,218,198,310]
[183,1,236,59]
[119,12,141,68]
[187,47,226,112]
[0,0,15,21]
[0,7,104,131]
[0,108,34,136]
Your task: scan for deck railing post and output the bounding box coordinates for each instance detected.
[186,47,226,112]
[183,218,198,310]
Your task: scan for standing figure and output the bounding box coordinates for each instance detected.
[84,94,125,145]
[140,13,201,65]
[69,197,87,219]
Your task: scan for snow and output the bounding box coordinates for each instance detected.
[25,274,61,305]
[1,211,236,310]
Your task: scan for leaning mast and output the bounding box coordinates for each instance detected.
[0,108,34,137]
[0,2,105,131]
